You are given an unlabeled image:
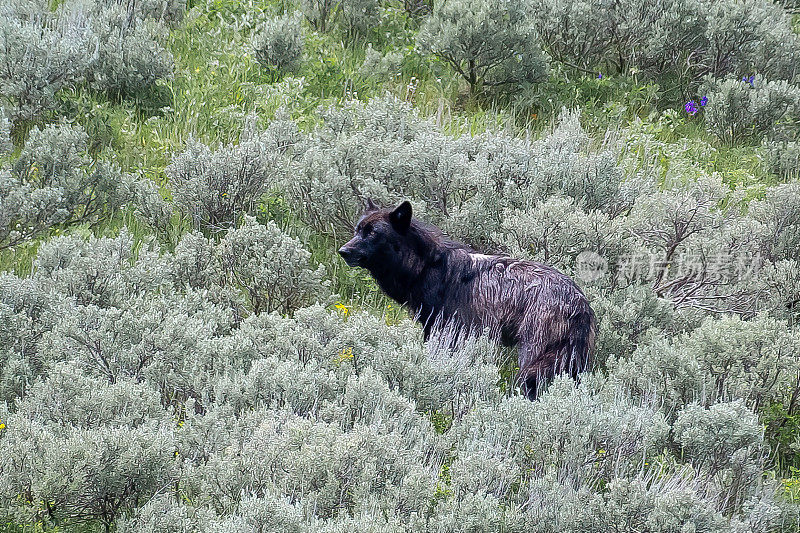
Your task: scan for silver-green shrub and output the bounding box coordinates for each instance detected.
[254,13,304,77]
[762,140,800,180]
[93,0,186,25]
[166,120,285,230]
[218,215,330,314]
[575,478,727,533]
[31,229,171,307]
[298,0,339,33]
[0,109,12,153]
[529,0,800,88]
[673,400,765,510]
[703,76,800,144]
[286,99,632,250]
[3,97,800,531]
[746,182,800,263]
[0,5,95,123]
[358,44,403,82]
[117,494,213,533]
[608,313,800,419]
[190,409,438,519]
[586,284,679,363]
[0,415,177,529]
[0,0,175,124]
[0,124,155,250]
[416,0,548,95]
[85,3,174,96]
[15,363,165,429]
[0,272,61,401]
[2,251,798,530]
[340,0,381,40]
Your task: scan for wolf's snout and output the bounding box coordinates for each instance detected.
[338,246,358,266]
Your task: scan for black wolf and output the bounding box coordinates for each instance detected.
[338,200,596,400]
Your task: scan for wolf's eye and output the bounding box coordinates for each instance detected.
[362,224,373,236]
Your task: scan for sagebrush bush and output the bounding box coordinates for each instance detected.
[340,0,381,40]
[86,3,174,96]
[94,0,186,25]
[0,0,174,124]
[608,314,800,424]
[0,109,12,152]
[254,13,304,77]
[762,140,800,179]
[166,119,285,230]
[277,96,800,322]
[703,76,800,144]
[359,44,403,82]
[0,5,95,124]
[0,416,177,529]
[219,215,330,314]
[299,0,339,33]
[529,0,800,91]
[416,0,548,95]
[4,92,800,531]
[285,99,634,250]
[0,123,157,250]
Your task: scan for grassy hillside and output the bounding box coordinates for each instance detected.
[2,0,800,530]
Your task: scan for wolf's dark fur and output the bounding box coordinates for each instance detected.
[338,200,596,400]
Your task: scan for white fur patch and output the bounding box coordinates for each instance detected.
[468,253,494,265]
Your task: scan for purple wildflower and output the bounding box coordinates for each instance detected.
[742,75,755,87]
[597,73,603,79]
[699,96,708,107]
[685,100,699,116]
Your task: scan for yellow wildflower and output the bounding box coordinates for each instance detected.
[334,302,350,317]
[335,346,354,364]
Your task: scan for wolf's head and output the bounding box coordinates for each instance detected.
[338,200,413,269]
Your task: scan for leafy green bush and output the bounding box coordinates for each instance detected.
[416,0,548,95]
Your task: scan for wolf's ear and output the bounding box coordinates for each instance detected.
[390,201,412,233]
[365,197,379,212]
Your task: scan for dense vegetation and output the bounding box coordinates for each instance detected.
[2,0,800,530]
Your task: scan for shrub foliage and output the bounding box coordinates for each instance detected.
[1,94,800,530]
[2,0,800,528]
